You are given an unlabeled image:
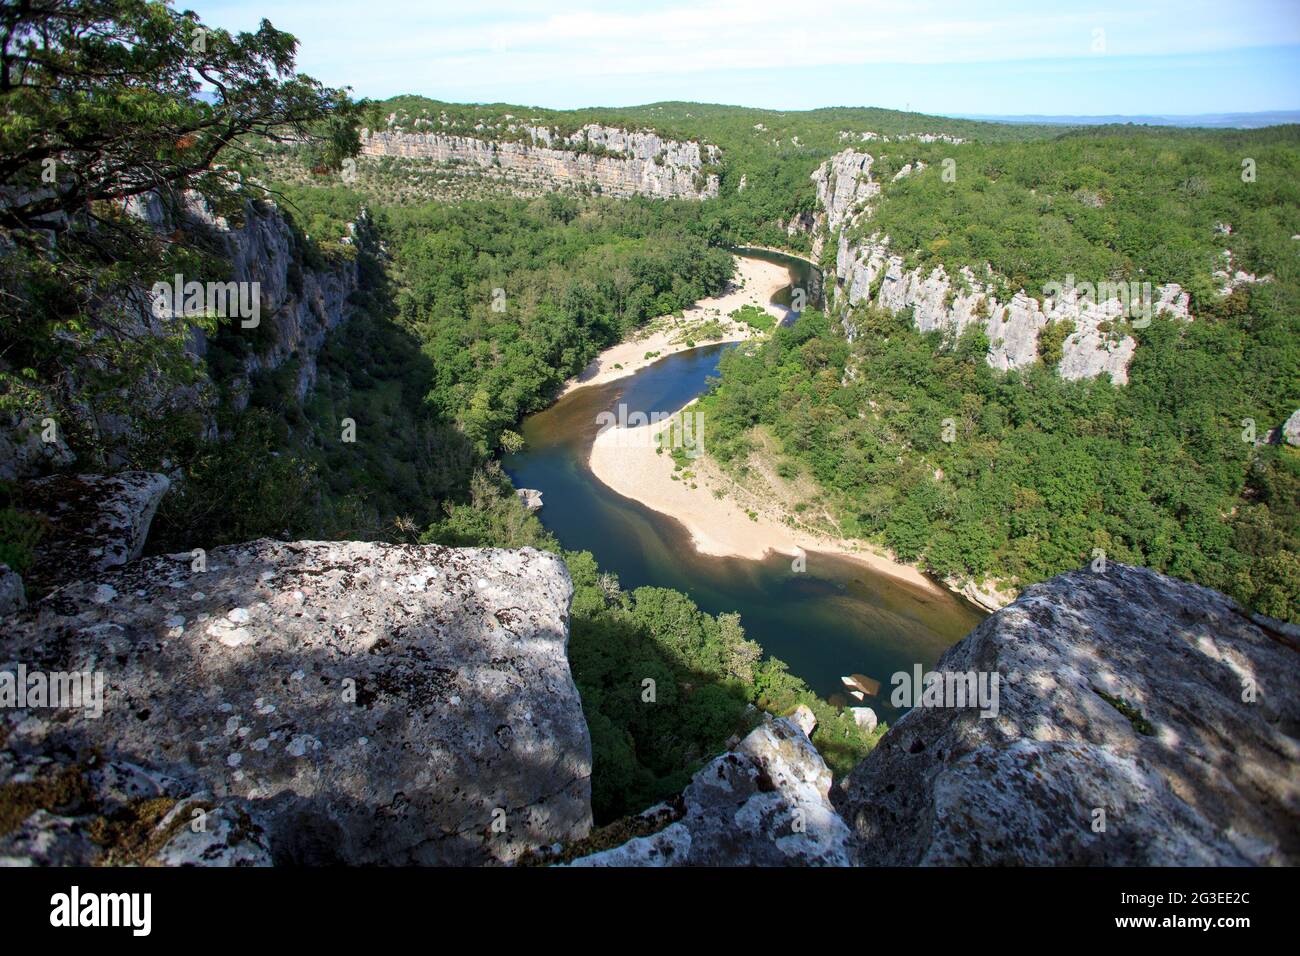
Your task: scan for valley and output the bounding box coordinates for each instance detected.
[0,0,1296,879]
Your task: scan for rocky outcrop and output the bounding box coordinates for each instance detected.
[361,124,719,200]
[835,564,1300,866]
[1283,408,1300,447]
[1,539,592,865]
[20,471,170,595]
[0,194,371,480]
[137,193,372,412]
[6,477,1296,867]
[813,150,1194,384]
[516,488,544,511]
[813,150,880,238]
[569,714,851,867]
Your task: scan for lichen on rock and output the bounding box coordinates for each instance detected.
[1,539,592,865]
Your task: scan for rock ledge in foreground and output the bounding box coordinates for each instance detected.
[836,563,1300,866]
[1,540,591,865]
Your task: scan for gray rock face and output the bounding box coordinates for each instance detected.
[814,150,1193,383]
[0,406,75,482]
[21,471,170,594]
[836,564,1300,866]
[1284,408,1300,447]
[0,756,274,867]
[570,716,851,867]
[516,488,544,511]
[177,197,369,412]
[0,196,369,480]
[361,124,719,200]
[1,540,592,865]
[0,564,25,616]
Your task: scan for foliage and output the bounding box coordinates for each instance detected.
[697,298,1300,621]
[0,0,358,471]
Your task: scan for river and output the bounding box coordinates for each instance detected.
[503,249,984,723]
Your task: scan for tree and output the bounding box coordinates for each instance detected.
[0,0,358,234]
[0,0,358,467]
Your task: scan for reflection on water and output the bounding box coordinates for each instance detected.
[503,251,984,722]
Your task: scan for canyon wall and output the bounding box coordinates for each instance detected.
[810,149,1194,384]
[0,194,371,480]
[360,123,720,200]
[130,191,372,411]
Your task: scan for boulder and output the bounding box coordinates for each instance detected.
[836,563,1300,866]
[20,472,169,594]
[569,716,851,866]
[516,488,544,511]
[1,540,592,865]
[1283,408,1300,447]
[849,707,877,733]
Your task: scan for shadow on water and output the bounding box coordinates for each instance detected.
[504,250,984,723]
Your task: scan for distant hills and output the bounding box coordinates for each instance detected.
[955,110,1300,129]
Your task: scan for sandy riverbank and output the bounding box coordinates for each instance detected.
[588,401,946,594]
[566,253,971,599]
[559,255,791,397]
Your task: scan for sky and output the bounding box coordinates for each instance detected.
[185,0,1300,115]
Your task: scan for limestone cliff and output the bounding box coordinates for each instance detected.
[810,149,1194,384]
[129,191,374,413]
[360,123,720,200]
[0,193,372,480]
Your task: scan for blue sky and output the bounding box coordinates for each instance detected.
[186,0,1300,115]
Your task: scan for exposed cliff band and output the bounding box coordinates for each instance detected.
[360,123,720,200]
[809,149,1195,384]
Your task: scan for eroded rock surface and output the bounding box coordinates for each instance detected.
[0,756,273,867]
[22,471,170,594]
[812,150,1193,384]
[1,540,591,865]
[836,564,1300,866]
[361,124,719,200]
[569,715,851,866]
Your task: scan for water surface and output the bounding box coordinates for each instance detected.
[504,251,983,722]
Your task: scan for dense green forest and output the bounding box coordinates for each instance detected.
[361,95,1071,252]
[861,125,1300,319]
[697,305,1298,622]
[684,121,1299,622]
